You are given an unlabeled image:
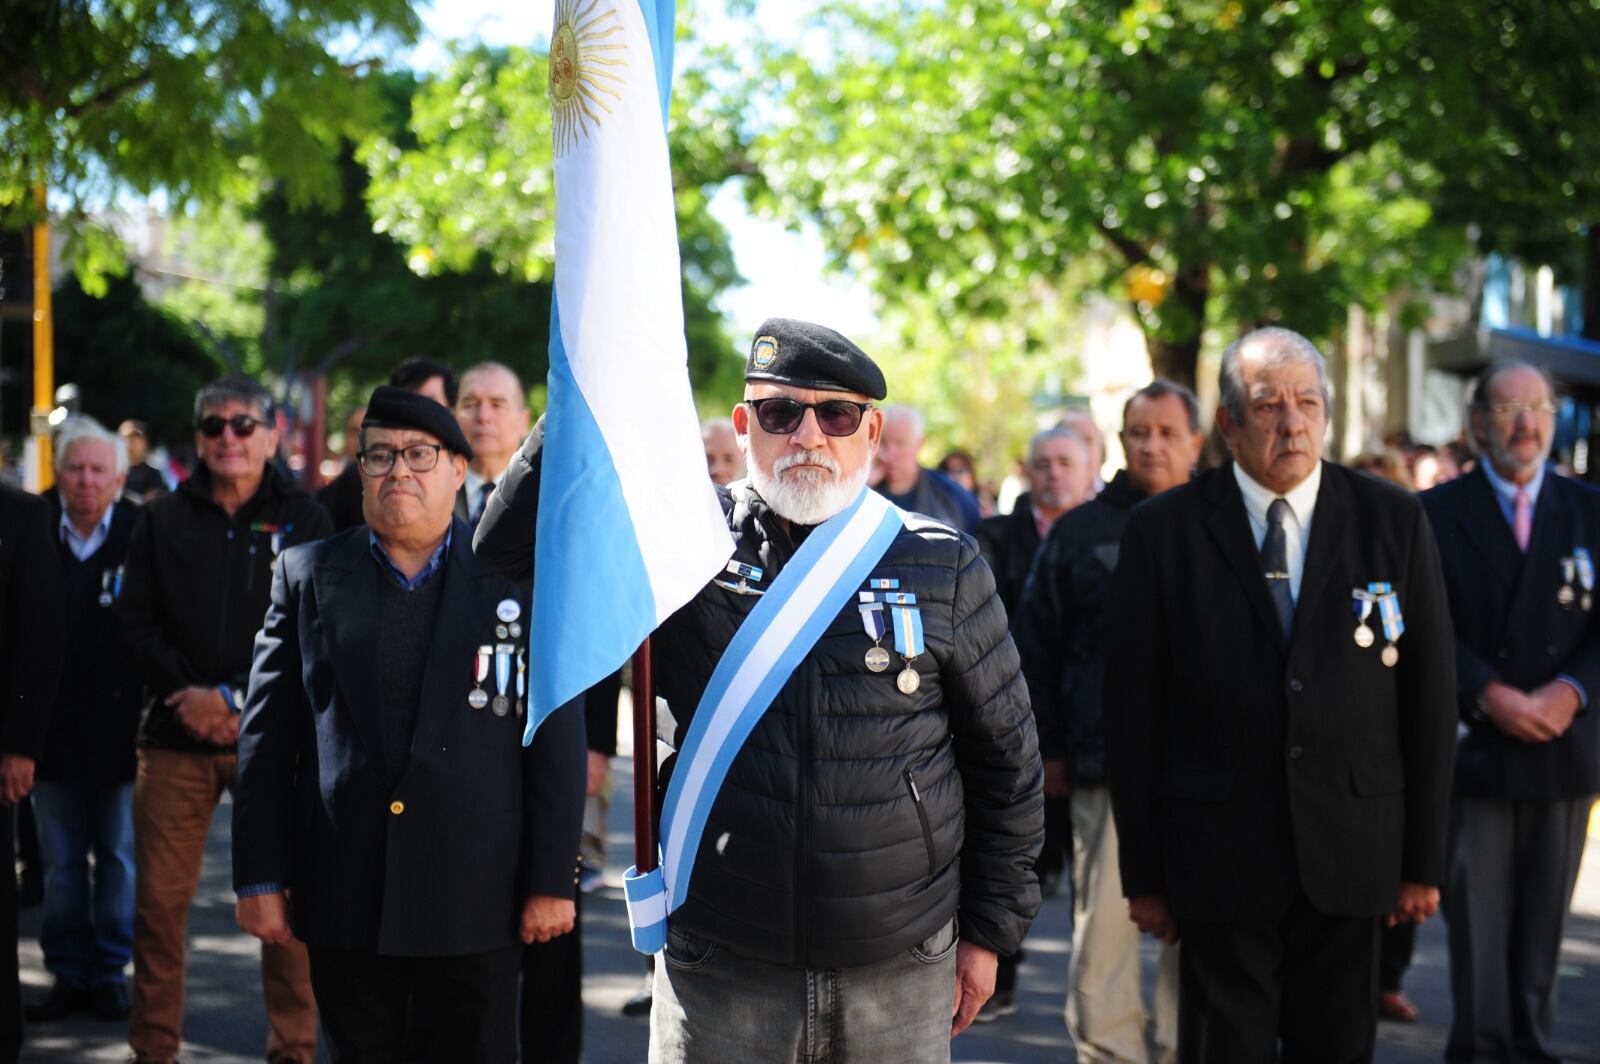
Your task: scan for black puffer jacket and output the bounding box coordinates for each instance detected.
[475,429,1044,969]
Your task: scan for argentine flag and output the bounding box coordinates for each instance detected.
[528,0,733,735]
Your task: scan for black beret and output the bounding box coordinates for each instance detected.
[362,386,473,462]
[743,318,887,401]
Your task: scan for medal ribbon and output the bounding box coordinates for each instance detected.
[1370,583,1404,643]
[891,603,925,659]
[495,644,513,696]
[1577,548,1595,591]
[858,602,886,642]
[724,560,763,582]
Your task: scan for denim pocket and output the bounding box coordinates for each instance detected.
[663,925,719,971]
[909,917,958,965]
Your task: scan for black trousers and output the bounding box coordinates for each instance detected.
[519,889,582,1064]
[1378,921,1415,993]
[307,941,522,1064]
[1178,892,1379,1064]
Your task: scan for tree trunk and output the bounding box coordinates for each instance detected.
[1143,262,1210,392]
[1584,222,1599,342]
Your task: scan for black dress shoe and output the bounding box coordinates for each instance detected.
[91,981,132,1022]
[620,984,653,1017]
[25,982,91,1022]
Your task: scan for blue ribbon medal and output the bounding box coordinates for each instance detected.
[890,598,925,694]
[1575,548,1594,611]
[1349,588,1376,648]
[492,643,513,716]
[1369,582,1403,667]
[858,602,891,672]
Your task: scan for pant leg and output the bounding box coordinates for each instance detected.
[1444,796,1517,1062]
[31,779,93,989]
[1175,918,1281,1064]
[1066,786,1151,1064]
[1276,901,1379,1064]
[519,888,582,1064]
[410,943,523,1064]
[218,753,318,1063]
[129,749,224,1063]
[1508,796,1592,1062]
[1378,921,1416,994]
[1039,792,1071,883]
[650,924,806,1064]
[833,918,957,1064]
[306,945,412,1064]
[1152,939,1180,1064]
[0,806,20,1064]
[88,781,136,986]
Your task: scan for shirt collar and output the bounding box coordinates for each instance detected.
[369,525,452,591]
[1233,459,1322,528]
[1480,457,1546,510]
[58,504,114,545]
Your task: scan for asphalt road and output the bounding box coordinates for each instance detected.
[16,713,1600,1062]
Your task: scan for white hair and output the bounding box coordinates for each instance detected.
[1218,327,1331,420]
[881,404,924,440]
[54,417,129,477]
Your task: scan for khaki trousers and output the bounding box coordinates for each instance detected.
[129,748,317,1064]
[1067,786,1179,1064]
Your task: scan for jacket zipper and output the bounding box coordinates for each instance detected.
[794,668,811,966]
[904,769,936,880]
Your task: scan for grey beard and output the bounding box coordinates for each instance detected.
[749,454,870,526]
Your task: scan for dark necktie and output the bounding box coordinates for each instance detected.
[1262,497,1295,637]
[471,482,494,525]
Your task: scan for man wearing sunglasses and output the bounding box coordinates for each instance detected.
[475,318,1044,1063]
[231,386,585,1063]
[117,375,331,1064]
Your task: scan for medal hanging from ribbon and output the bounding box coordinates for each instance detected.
[859,602,891,673]
[890,599,925,694]
[1370,582,1404,668]
[1350,589,1376,648]
[1576,548,1595,611]
[99,568,116,608]
[470,646,492,709]
[1560,558,1577,607]
[493,643,514,716]
[515,647,528,718]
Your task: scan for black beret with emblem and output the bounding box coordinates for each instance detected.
[743,318,887,401]
[362,385,474,462]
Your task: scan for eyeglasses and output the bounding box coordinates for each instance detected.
[196,414,263,439]
[745,398,872,437]
[357,443,446,477]
[1490,401,1557,418]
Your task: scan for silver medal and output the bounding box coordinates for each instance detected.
[1586,594,1594,612]
[1354,624,1375,649]
[509,622,523,638]
[495,624,510,639]
[468,688,490,710]
[496,598,522,623]
[865,646,891,673]
[492,695,510,717]
[98,591,114,607]
[1559,585,1575,607]
[1381,644,1399,668]
[897,667,920,694]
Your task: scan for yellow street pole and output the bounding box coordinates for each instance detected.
[31,184,54,492]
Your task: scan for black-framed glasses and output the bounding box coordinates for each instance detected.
[357,443,446,477]
[1489,401,1557,419]
[196,414,263,439]
[745,398,872,437]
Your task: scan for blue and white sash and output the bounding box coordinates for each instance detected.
[623,487,906,952]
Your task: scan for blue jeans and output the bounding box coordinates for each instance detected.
[650,918,958,1064]
[31,779,136,988]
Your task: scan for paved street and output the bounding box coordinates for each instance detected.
[17,704,1600,1062]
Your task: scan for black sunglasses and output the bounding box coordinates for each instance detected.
[196,414,263,439]
[745,398,872,437]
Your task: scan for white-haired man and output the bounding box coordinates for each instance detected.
[475,317,1044,1063]
[1103,327,1457,1060]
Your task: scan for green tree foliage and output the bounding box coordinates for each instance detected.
[753,0,1596,388]
[361,43,748,407]
[0,0,421,285]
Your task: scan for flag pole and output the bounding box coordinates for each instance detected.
[632,637,658,874]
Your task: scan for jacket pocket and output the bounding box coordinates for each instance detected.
[663,925,719,971]
[904,769,937,880]
[1350,755,1405,796]
[1157,768,1233,801]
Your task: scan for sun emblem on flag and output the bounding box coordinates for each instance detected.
[549,0,628,156]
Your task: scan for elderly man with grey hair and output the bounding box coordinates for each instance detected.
[1101,328,1457,1061]
[873,405,983,533]
[26,420,144,1024]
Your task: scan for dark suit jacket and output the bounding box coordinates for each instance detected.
[1420,465,1600,799]
[0,483,64,760]
[1103,462,1457,922]
[232,519,587,957]
[975,492,1041,621]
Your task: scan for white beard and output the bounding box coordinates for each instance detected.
[748,449,870,526]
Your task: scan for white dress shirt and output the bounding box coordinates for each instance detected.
[1233,460,1322,603]
[59,505,114,561]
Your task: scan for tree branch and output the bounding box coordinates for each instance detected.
[1097,222,1152,267]
[64,68,153,118]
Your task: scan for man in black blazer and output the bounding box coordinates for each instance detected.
[1103,327,1457,1062]
[232,387,586,1063]
[1419,361,1600,1063]
[0,479,66,1063]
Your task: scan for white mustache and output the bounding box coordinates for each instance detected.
[774,450,840,477]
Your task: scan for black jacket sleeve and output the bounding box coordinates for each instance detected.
[1014,530,1070,762]
[116,505,199,696]
[943,537,1045,956]
[0,490,64,758]
[474,420,544,582]
[521,697,588,899]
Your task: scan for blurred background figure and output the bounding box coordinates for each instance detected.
[27,420,142,1025]
[454,362,531,527]
[1408,444,1459,492]
[701,417,744,486]
[117,422,167,504]
[872,404,982,533]
[938,450,997,517]
[1352,448,1414,490]
[1056,409,1106,493]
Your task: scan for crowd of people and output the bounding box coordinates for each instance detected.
[0,320,1592,1064]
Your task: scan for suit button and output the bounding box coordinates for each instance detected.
[1289,746,1303,760]
[1289,679,1304,693]
[390,801,405,815]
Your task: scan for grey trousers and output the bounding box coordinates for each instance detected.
[1443,794,1593,1063]
[649,919,958,1064]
